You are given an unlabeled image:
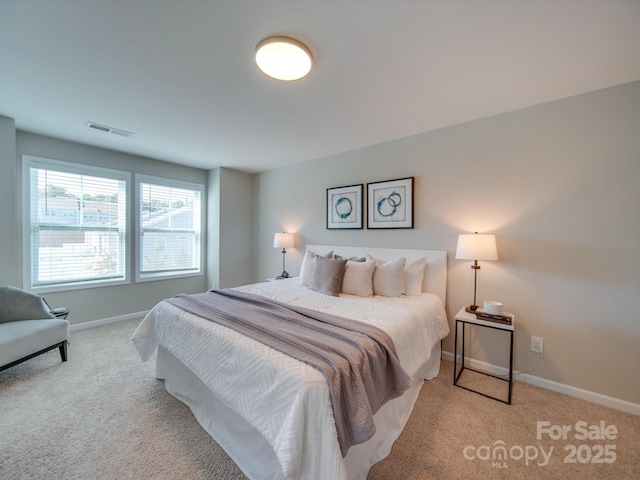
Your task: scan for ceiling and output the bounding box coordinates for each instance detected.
[1,1,639,173]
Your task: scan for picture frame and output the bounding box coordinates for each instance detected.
[367,177,414,229]
[326,184,363,229]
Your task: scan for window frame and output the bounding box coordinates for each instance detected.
[22,155,131,293]
[135,174,204,283]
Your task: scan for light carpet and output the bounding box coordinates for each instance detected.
[0,319,638,479]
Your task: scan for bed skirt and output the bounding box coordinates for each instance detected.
[155,342,442,480]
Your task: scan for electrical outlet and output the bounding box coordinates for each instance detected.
[531,336,544,354]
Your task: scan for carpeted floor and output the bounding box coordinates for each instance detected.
[1,319,638,479]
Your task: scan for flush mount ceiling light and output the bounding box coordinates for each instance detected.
[255,36,312,81]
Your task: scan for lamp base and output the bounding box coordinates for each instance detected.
[465,305,479,313]
[276,271,289,280]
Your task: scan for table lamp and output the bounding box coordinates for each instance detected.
[455,232,498,313]
[273,232,294,279]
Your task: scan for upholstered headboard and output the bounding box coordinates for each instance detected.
[305,245,447,305]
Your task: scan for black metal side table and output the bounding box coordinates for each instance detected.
[453,307,514,404]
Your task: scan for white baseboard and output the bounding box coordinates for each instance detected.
[442,350,640,416]
[69,311,148,332]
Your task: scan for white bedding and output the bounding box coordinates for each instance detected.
[132,277,449,480]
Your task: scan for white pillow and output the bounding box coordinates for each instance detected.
[341,260,375,297]
[300,250,333,286]
[368,255,406,297]
[404,257,427,296]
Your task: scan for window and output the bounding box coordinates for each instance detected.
[23,156,129,292]
[136,175,203,281]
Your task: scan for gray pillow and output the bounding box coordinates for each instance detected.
[300,250,334,286]
[310,256,347,296]
[334,254,366,262]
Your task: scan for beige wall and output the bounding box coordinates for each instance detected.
[255,81,640,404]
[0,116,17,285]
[208,167,255,289]
[207,168,221,288]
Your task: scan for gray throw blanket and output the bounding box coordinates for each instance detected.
[166,289,412,456]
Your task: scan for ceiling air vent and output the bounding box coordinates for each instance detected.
[86,122,134,138]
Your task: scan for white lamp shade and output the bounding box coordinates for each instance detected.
[455,234,498,261]
[255,36,312,81]
[273,232,294,249]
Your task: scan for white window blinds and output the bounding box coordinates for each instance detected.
[137,176,203,280]
[26,158,128,290]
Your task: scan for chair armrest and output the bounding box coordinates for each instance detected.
[0,286,56,322]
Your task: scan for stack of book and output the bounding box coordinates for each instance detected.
[475,311,512,325]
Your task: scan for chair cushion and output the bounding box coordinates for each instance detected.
[0,319,69,367]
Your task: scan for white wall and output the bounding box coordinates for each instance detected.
[255,82,640,404]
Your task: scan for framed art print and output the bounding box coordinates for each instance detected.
[326,184,363,229]
[367,177,414,229]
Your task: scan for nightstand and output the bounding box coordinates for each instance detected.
[453,307,514,404]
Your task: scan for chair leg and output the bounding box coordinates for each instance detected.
[59,341,68,362]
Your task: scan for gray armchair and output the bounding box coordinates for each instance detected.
[0,286,69,371]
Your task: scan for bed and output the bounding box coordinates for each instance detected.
[132,245,449,480]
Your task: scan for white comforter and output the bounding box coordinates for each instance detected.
[132,278,449,480]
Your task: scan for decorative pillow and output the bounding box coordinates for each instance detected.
[310,256,347,297]
[404,257,427,296]
[300,250,333,286]
[341,260,375,297]
[333,255,366,262]
[368,255,407,297]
